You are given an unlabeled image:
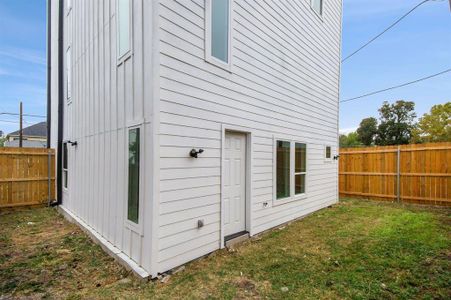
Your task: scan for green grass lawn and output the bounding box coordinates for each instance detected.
[1,198,450,299]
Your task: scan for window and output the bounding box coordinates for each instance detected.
[295,143,306,195]
[325,146,332,160]
[127,128,140,224]
[206,0,231,68]
[275,140,307,202]
[311,0,323,16]
[63,142,68,189]
[276,141,290,199]
[66,47,71,101]
[117,0,131,59]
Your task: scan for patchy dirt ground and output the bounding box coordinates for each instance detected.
[0,199,450,299]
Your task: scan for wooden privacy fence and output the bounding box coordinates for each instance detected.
[339,142,451,206]
[0,147,55,208]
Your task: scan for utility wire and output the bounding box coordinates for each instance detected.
[341,68,451,103]
[0,112,46,118]
[342,0,442,63]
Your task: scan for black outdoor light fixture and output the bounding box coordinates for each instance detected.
[190,148,204,158]
[67,140,78,147]
[334,155,340,160]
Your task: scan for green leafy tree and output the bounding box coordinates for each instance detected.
[0,130,5,147]
[357,117,378,146]
[340,132,362,148]
[412,102,451,143]
[375,100,416,146]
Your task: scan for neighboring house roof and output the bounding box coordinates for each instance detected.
[8,122,47,138]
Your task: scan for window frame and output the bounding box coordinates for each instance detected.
[310,0,324,19]
[324,145,332,162]
[273,137,308,206]
[63,142,69,190]
[205,0,233,71]
[124,124,144,235]
[66,46,72,103]
[116,0,133,62]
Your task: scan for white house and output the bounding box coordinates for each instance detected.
[49,0,342,278]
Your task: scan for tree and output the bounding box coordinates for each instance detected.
[357,117,378,146]
[0,130,4,147]
[340,132,362,148]
[412,102,451,143]
[375,100,416,146]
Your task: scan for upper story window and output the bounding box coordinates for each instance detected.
[311,0,323,16]
[66,47,71,101]
[205,0,232,70]
[117,0,131,59]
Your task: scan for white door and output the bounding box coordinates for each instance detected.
[223,132,247,237]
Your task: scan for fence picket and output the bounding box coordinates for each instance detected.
[0,147,55,208]
[340,142,451,206]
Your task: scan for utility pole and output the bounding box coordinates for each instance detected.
[19,101,23,148]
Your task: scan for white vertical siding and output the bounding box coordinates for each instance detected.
[157,0,342,273]
[60,0,154,273]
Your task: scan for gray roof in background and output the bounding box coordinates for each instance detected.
[8,121,47,137]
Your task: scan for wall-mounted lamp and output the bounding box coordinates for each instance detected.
[190,149,204,158]
[333,155,340,160]
[67,140,78,147]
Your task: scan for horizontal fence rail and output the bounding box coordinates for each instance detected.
[0,147,55,208]
[339,142,450,206]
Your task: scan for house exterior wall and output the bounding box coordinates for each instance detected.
[54,0,157,275]
[52,0,342,277]
[157,0,342,273]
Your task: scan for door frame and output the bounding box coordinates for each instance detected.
[220,125,253,248]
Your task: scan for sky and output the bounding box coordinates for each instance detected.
[340,0,451,133]
[0,0,449,136]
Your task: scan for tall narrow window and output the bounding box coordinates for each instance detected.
[66,47,71,101]
[295,143,307,195]
[311,0,323,16]
[325,146,331,160]
[206,0,231,68]
[63,142,68,189]
[117,0,131,58]
[211,0,229,62]
[128,128,140,224]
[276,140,290,199]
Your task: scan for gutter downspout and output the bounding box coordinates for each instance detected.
[56,0,64,205]
[46,0,51,149]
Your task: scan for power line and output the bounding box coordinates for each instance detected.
[341,68,451,103]
[342,0,443,63]
[0,112,46,118]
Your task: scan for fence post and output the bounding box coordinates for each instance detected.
[396,145,401,203]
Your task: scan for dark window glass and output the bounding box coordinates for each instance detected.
[295,143,306,173]
[326,146,331,159]
[63,143,68,189]
[276,141,290,199]
[128,128,140,223]
[295,143,306,195]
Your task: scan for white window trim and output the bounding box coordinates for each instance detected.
[63,142,69,191]
[324,145,333,162]
[205,0,233,71]
[117,0,133,63]
[310,0,324,20]
[272,137,308,207]
[124,124,144,236]
[66,46,72,103]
